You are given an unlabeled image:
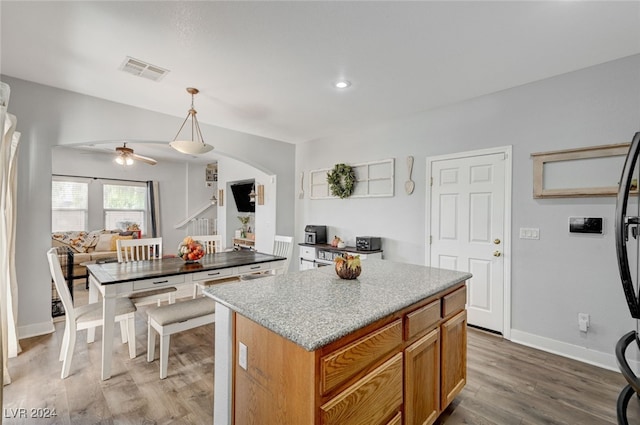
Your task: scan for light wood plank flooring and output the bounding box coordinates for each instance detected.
[4,284,640,424]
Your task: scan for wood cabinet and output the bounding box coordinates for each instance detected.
[441,310,467,410]
[405,328,440,425]
[320,352,403,425]
[232,284,467,425]
[232,237,255,248]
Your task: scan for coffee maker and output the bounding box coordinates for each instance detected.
[304,225,327,245]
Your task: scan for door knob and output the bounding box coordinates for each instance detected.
[493,251,501,257]
[494,238,501,245]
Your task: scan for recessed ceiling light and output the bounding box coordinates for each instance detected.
[335,80,351,89]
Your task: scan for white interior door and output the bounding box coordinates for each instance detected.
[428,149,510,334]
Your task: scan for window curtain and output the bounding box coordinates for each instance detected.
[0,81,21,387]
[147,180,160,238]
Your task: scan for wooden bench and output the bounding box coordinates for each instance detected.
[146,297,216,379]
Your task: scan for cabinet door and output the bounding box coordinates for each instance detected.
[404,328,440,425]
[440,310,467,411]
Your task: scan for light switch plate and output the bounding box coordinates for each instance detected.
[519,227,540,240]
[239,342,247,370]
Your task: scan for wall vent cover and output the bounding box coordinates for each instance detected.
[119,56,169,82]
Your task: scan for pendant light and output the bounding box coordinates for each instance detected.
[170,87,214,155]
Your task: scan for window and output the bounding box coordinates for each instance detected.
[103,183,147,233]
[52,179,88,231]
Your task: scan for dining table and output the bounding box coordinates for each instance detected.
[86,250,286,380]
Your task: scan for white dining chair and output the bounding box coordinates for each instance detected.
[241,235,294,280]
[117,237,163,262]
[47,247,137,379]
[193,234,223,255]
[190,235,239,297]
[116,237,176,306]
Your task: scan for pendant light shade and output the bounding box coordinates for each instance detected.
[170,87,214,155]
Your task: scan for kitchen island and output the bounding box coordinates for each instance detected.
[204,259,472,425]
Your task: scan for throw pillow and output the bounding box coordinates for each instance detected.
[110,235,134,251]
[95,233,115,252]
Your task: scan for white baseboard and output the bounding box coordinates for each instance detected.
[18,320,55,340]
[509,329,638,373]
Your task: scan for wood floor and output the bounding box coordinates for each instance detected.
[3,284,640,424]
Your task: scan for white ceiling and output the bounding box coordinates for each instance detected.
[2,1,640,153]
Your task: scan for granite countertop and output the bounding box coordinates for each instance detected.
[203,259,471,351]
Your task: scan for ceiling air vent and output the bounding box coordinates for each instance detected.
[119,56,169,82]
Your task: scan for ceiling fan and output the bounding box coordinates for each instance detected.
[114,143,157,166]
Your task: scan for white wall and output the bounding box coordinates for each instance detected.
[2,75,295,338]
[296,54,640,369]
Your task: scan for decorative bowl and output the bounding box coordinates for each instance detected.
[335,263,361,279]
[178,237,205,263]
[334,254,362,280]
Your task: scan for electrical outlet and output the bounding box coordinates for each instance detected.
[239,342,248,370]
[578,313,590,332]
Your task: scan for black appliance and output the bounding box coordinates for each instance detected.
[230,181,255,213]
[304,225,327,245]
[356,236,381,251]
[614,131,640,424]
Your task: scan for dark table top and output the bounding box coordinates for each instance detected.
[86,251,285,285]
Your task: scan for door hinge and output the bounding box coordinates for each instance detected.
[430,177,433,186]
[429,235,432,244]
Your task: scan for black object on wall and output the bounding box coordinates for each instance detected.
[231,181,255,213]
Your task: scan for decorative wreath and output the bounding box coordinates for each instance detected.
[327,163,356,199]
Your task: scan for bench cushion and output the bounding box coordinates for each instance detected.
[147,297,216,326]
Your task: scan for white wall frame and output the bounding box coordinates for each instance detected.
[309,158,395,199]
[425,145,513,340]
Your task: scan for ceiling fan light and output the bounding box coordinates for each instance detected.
[115,156,124,165]
[170,140,214,155]
[125,157,134,165]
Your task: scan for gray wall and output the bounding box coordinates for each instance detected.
[2,75,295,336]
[296,54,640,368]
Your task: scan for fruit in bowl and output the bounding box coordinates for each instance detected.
[334,254,361,280]
[178,236,205,262]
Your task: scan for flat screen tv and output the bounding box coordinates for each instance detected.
[230,181,255,213]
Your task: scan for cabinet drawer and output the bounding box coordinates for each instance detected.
[321,320,402,394]
[300,246,316,260]
[442,286,466,318]
[192,268,233,281]
[238,262,276,274]
[321,352,403,425]
[132,274,185,291]
[405,300,440,341]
